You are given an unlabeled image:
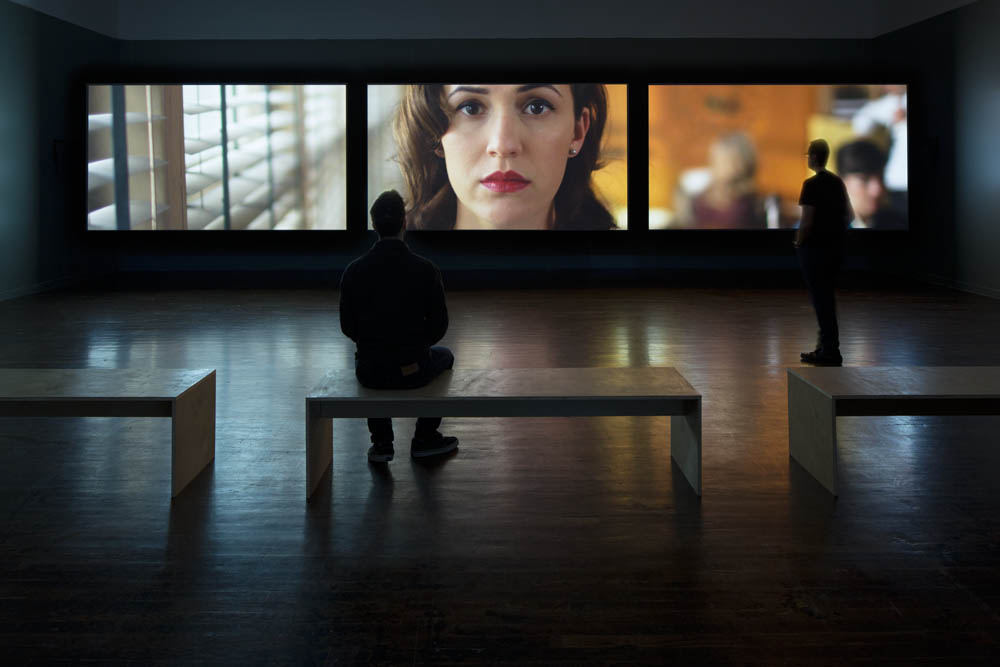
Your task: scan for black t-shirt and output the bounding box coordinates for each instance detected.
[799,170,850,245]
[339,238,448,365]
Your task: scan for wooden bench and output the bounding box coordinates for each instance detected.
[0,368,216,498]
[307,367,702,499]
[787,366,1000,495]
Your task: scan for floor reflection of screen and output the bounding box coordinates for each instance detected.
[368,84,628,230]
[87,84,347,230]
[649,84,908,230]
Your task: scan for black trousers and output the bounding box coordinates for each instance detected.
[797,245,844,353]
[356,346,455,443]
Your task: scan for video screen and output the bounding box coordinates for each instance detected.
[367,84,627,230]
[649,85,908,230]
[87,84,346,230]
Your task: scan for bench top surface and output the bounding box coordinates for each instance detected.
[0,368,215,401]
[788,366,1000,399]
[309,367,699,401]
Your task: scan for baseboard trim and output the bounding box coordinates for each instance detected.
[0,276,82,302]
[919,273,1000,300]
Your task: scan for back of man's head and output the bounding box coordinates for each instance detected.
[836,139,887,178]
[807,139,830,168]
[370,190,406,237]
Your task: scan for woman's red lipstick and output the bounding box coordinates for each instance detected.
[481,170,530,193]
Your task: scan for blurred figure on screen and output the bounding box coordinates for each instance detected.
[393,84,615,230]
[836,139,907,230]
[851,84,907,215]
[677,132,765,229]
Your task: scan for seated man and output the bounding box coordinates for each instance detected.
[339,190,458,463]
[836,139,907,230]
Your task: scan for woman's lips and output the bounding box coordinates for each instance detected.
[481,170,530,193]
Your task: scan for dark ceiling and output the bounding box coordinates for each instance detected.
[8,0,979,40]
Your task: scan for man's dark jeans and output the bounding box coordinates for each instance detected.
[356,346,455,443]
[797,245,844,354]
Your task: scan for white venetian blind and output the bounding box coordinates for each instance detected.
[88,84,346,231]
[300,84,347,230]
[87,85,180,230]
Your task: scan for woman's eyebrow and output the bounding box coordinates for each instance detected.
[445,85,563,100]
[446,86,489,99]
[516,84,562,97]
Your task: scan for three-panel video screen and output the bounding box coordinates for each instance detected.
[87,84,907,231]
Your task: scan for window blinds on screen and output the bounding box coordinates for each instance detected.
[87,84,347,230]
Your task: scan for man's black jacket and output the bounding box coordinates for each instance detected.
[339,238,448,365]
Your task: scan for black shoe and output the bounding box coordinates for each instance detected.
[367,441,394,463]
[801,350,843,366]
[800,348,821,360]
[411,432,459,459]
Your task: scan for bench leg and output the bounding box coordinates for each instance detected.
[306,402,332,500]
[171,371,216,498]
[788,373,838,495]
[670,402,701,496]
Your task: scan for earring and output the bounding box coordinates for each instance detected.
[569,147,578,156]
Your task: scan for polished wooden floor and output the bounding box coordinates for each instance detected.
[2,284,999,664]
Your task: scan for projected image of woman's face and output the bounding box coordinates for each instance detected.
[438,84,590,230]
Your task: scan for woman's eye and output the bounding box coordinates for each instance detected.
[524,99,554,115]
[457,101,484,116]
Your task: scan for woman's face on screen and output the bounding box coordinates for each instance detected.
[438,84,590,229]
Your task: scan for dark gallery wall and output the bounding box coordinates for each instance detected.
[874,0,999,299]
[0,0,41,300]
[872,10,959,293]
[2,1,987,293]
[953,0,1000,298]
[0,1,116,300]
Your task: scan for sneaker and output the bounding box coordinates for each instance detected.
[411,433,459,459]
[367,441,394,463]
[801,350,843,366]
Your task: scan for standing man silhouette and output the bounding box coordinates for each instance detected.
[795,139,853,366]
[340,190,458,462]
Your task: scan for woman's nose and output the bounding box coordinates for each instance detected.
[486,110,522,158]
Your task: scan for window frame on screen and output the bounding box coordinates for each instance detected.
[84,81,351,235]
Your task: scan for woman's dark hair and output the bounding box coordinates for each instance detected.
[393,84,615,230]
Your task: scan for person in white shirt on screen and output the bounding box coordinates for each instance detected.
[851,85,907,215]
